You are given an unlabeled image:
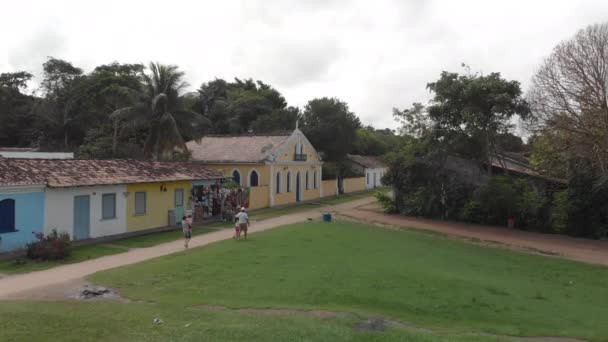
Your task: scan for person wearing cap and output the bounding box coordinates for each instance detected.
[234,207,250,239]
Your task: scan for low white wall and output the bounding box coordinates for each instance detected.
[365,167,387,189]
[44,185,127,239]
[0,151,74,159]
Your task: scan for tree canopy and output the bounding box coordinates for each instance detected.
[526,22,608,175]
[300,97,361,163]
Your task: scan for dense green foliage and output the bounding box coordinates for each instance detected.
[88,222,608,341]
[1,59,400,163]
[425,69,529,168]
[192,78,298,134]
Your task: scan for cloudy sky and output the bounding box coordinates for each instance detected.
[2,0,608,129]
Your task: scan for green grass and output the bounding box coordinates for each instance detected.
[0,301,504,342]
[85,221,608,341]
[0,244,126,275]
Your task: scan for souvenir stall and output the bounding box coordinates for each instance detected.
[189,179,250,223]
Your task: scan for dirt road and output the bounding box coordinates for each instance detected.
[342,203,608,267]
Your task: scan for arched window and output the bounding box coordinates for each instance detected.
[314,170,318,189]
[286,171,291,192]
[0,198,16,233]
[249,170,259,187]
[305,171,310,190]
[276,171,281,193]
[232,170,241,185]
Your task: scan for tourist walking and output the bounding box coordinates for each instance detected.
[235,207,250,239]
[182,216,192,248]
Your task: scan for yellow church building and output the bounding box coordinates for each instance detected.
[186,128,324,209]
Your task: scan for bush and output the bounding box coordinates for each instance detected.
[551,190,569,233]
[461,200,484,223]
[478,176,518,225]
[26,229,72,261]
[374,190,396,213]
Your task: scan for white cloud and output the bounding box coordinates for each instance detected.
[2,0,608,129]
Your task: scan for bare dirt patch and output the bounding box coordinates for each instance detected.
[192,305,587,341]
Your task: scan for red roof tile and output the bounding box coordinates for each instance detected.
[347,154,386,169]
[0,159,224,188]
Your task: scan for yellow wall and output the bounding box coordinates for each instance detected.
[249,185,270,210]
[126,180,191,231]
[204,163,270,187]
[273,165,321,205]
[322,179,337,197]
[276,137,321,163]
[344,177,366,193]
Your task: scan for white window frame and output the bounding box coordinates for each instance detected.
[134,191,147,215]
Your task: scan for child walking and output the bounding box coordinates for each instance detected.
[182,216,192,248]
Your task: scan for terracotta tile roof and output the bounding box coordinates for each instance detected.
[0,159,224,188]
[490,155,567,184]
[187,134,291,163]
[347,154,386,169]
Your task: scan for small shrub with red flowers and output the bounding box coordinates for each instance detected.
[26,229,72,261]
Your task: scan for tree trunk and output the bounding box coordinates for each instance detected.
[112,121,119,155]
[485,130,492,176]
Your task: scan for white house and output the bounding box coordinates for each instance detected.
[346,154,388,189]
[44,185,128,240]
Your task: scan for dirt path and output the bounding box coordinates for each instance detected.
[0,197,375,300]
[342,203,608,267]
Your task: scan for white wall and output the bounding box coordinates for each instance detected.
[44,185,127,239]
[0,151,74,159]
[365,167,387,189]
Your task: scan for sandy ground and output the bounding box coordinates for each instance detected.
[0,197,374,300]
[341,203,608,267]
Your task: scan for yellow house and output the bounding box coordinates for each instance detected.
[186,128,323,209]
[124,162,224,232]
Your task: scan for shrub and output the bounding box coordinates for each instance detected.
[461,200,484,223]
[551,191,569,233]
[26,229,72,261]
[374,190,396,213]
[478,176,519,225]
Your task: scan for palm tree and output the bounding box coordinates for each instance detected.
[110,62,209,160]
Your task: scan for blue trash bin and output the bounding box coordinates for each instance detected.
[323,213,332,222]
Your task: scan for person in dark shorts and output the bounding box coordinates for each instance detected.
[234,207,250,239]
[182,216,192,248]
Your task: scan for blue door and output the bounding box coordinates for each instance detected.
[73,195,90,240]
[0,199,15,233]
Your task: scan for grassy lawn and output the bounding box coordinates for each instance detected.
[2,220,606,341]
[0,301,502,342]
[88,221,608,341]
[0,244,126,275]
